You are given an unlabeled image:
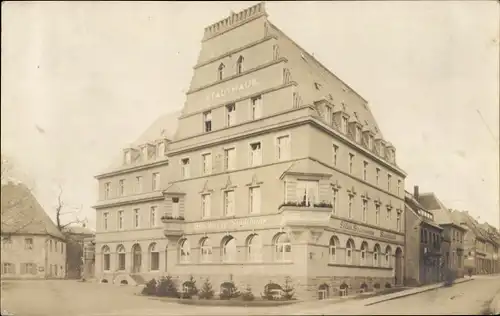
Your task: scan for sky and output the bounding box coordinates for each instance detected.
[1,1,499,229]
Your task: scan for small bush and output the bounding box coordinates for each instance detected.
[262,281,283,300]
[385,283,391,289]
[156,276,179,298]
[220,281,240,300]
[281,276,295,300]
[360,282,368,292]
[101,279,108,283]
[199,278,215,300]
[242,285,255,301]
[142,278,157,296]
[374,283,380,289]
[181,276,198,299]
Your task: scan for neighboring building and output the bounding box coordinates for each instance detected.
[82,236,96,280]
[479,223,500,274]
[1,181,66,279]
[404,187,443,286]
[418,192,466,278]
[63,225,95,279]
[94,2,407,299]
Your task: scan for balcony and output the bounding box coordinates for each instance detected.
[161,215,185,238]
[278,201,332,228]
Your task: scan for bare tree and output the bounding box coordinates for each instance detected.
[54,184,84,231]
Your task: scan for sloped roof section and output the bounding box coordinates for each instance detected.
[62,225,95,236]
[419,192,461,227]
[1,182,65,240]
[280,158,332,179]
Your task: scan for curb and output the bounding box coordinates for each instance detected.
[364,278,473,306]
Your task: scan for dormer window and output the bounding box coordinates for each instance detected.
[341,116,348,134]
[368,135,374,150]
[325,106,332,125]
[124,151,131,164]
[355,126,362,143]
[203,111,212,132]
[218,63,225,81]
[142,147,148,160]
[157,142,166,157]
[236,56,244,74]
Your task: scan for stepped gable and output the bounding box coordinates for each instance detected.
[1,181,65,240]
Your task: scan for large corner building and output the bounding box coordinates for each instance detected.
[93,2,407,299]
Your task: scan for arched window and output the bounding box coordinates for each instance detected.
[385,246,392,268]
[179,239,191,263]
[236,56,244,74]
[373,244,381,267]
[360,242,368,266]
[247,234,262,262]
[200,237,213,263]
[329,236,338,263]
[116,244,126,271]
[274,233,292,262]
[222,236,237,262]
[132,244,142,273]
[149,243,159,271]
[346,239,355,265]
[218,63,225,81]
[102,245,110,271]
[318,283,330,300]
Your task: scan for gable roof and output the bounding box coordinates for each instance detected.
[452,211,494,243]
[418,192,463,229]
[1,182,65,240]
[404,191,442,230]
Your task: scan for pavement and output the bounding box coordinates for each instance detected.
[489,287,500,315]
[1,276,499,316]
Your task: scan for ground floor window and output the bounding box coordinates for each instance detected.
[117,245,126,271]
[318,284,329,300]
[2,262,15,274]
[20,263,36,275]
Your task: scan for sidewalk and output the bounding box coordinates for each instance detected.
[489,290,500,315]
[363,277,472,306]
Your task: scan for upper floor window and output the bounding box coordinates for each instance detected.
[201,194,211,218]
[360,242,368,265]
[24,238,33,250]
[346,239,354,265]
[222,236,237,262]
[332,188,338,215]
[226,103,236,127]
[249,186,261,214]
[348,153,355,174]
[296,180,318,206]
[203,111,212,133]
[150,206,157,227]
[396,211,402,232]
[118,210,124,230]
[397,180,401,195]
[2,237,13,250]
[157,142,166,157]
[362,199,368,222]
[223,190,235,216]
[172,197,180,218]
[251,96,262,120]
[152,172,160,191]
[329,236,337,263]
[236,56,244,74]
[276,135,291,161]
[136,176,143,193]
[104,182,111,199]
[363,161,368,181]
[348,194,354,219]
[387,174,392,191]
[247,234,262,262]
[181,158,190,179]
[373,244,381,267]
[180,239,191,263]
[202,153,212,175]
[217,63,225,81]
[118,179,125,196]
[249,142,262,167]
[376,168,380,185]
[133,209,140,228]
[224,148,236,171]
[103,212,109,231]
[375,204,380,225]
[332,144,338,167]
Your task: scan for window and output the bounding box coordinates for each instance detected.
[134,209,140,228]
[296,180,319,206]
[363,161,368,181]
[223,190,235,216]
[224,148,236,171]
[360,242,368,265]
[181,158,190,179]
[355,126,362,143]
[247,234,262,262]
[118,179,125,196]
[387,207,392,220]
[222,237,237,262]
[172,197,180,218]
[149,243,159,271]
[142,146,148,160]
[152,173,160,191]
[2,237,12,250]
[368,135,374,150]
[387,174,392,191]
[136,176,143,193]
[348,195,353,219]
[397,212,402,232]
[217,63,225,80]
[249,142,262,167]
[332,188,338,215]
[49,240,52,251]
[249,187,261,214]
[329,237,337,263]
[236,56,244,74]
[118,210,124,230]
[375,204,380,225]
[397,180,401,195]
[117,245,126,271]
[276,135,290,161]
[124,151,131,164]
[21,263,36,275]
[104,182,111,199]
[180,239,191,263]
[274,233,292,262]
[202,153,212,175]
[362,199,368,222]
[385,246,392,267]
[102,246,111,271]
[341,116,348,134]
[349,153,354,174]
[251,96,262,120]
[200,238,213,263]
[24,238,33,250]
[150,206,157,227]
[2,263,14,274]
[373,244,381,267]
[226,103,236,126]
[203,111,212,132]
[332,144,338,167]
[376,168,380,185]
[325,106,332,124]
[103,212,109,230]
[157,142,166,157]
[201,194,211,218]
[346,239,354,265]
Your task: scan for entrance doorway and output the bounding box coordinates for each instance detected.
[395,247,403,285]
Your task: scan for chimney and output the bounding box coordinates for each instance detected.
[414,185,419,200]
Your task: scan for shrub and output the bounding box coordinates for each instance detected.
[374,283,380,289]
[385,283,391,289]
[242,285,255,301]
[262,281,283,300]
[142,278,157,296]
[360,282,368,292]
[281,276,295,301]
[219,281,240,300]
[101,279,108,283]
[198,278,215,300]
[181,276,198,299]
[156,276,179,298]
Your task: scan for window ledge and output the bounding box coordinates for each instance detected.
[177,261,293,266]
[328,263,392,270]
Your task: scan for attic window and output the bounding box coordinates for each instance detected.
[314,82,322,90]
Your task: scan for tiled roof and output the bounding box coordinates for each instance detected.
[418,192,463,228]
[1,182,65,240]
[62,225,95,236]
[452,211,496,244]
[404,191,442,230]
[418,193,442,211]
[280,158,333,179]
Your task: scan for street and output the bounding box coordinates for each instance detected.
[1,276,499,316]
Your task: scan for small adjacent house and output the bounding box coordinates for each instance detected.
[1,181,66,279]
[62,225,95,279]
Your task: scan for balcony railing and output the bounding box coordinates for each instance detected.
[278,201,332,228]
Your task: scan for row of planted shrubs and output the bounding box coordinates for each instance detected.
[141,275,296,301]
